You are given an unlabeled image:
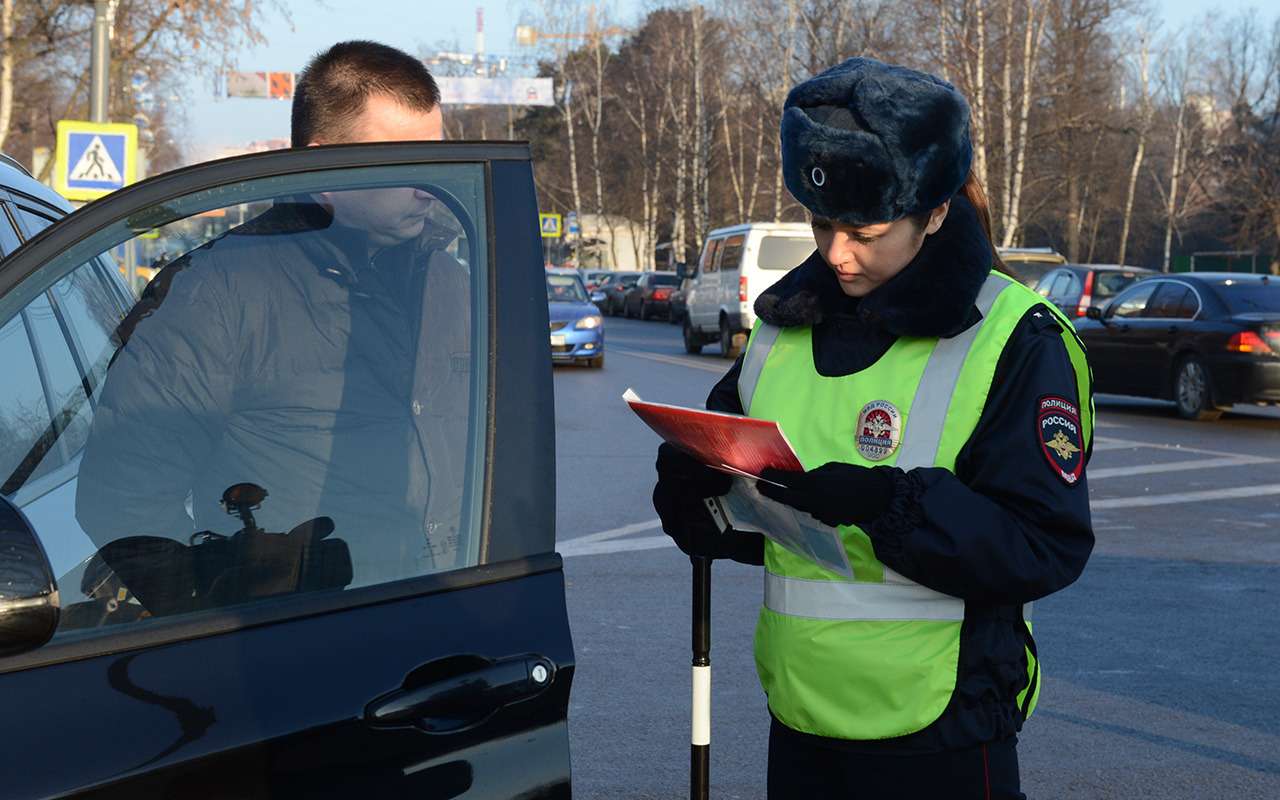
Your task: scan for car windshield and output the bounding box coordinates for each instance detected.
[1009,262,1058,285]
[1094,272,1141,298]
[547,274,589,303]
[618,274,640,287]
[758,236,815,270]
[1214,279,1280,313]
[650,274,681,286]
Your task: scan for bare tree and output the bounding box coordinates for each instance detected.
[1117,29,1152,266]
[0,0,13,152]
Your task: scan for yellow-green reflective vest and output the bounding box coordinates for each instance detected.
[738,271,1092,741]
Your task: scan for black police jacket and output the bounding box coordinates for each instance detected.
[706,195,1095,753]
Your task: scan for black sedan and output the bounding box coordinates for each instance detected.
[623,272,682,320]
[1078,273,1280,420]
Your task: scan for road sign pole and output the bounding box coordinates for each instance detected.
[90,1,115,123]
[691,556,711,800]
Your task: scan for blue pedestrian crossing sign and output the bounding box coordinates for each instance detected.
[54,120,138,201]
[540,213,562,239]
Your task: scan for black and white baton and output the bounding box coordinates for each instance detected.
[691,555,711,800]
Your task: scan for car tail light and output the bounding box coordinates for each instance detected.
[1075,272,1094,317]
[739,276,748,303]
[654,288,671,300]
[1227,331,1270,353]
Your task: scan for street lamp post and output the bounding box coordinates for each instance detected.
[89,0,117,124]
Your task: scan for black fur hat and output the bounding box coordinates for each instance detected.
[781,58,972,226]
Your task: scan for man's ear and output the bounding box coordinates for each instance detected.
[924,201,950,235]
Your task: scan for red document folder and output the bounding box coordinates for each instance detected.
[622,388,804,478]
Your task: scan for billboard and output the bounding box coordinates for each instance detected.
[436,77,554,106]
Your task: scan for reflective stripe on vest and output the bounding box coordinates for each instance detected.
[765,569,965,621]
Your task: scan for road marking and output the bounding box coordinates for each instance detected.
[1092,483,1280,510]
[560,518,661,546]
[1093,435,1271,459]
[561,534,672,558]
[1088,455,1275,480]
[610,346,728,374]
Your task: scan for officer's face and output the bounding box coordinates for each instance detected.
[812,203,949,297]
[313,93,446,249]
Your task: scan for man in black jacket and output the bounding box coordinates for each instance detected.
[76,42,472,600]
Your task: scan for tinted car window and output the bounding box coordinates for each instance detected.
[0,203,24,255]
[650,274,680,286]
[758,235,814,270]
[0,314,53,487]
[14,204,58,238]
[1094,272,1141,299]
[1214,281,1280,313]
[702,238,722,273]
[1109,282,1157,318]
[719,234,746,272]
[1146,282,1193,319]
[0,162,493,639]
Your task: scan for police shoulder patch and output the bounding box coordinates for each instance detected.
[1037,395,1084,486]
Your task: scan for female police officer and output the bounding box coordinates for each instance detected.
[653,58,1094,798]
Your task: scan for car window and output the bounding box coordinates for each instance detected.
[0,162,493,641]
[1214,280,1280,313]
[702,238,722,273]
[1175,286,1201,318]
[719,234,746,272]
[0,314,53,489]
[13,204,59,238]
[619,274,640,287]
[757,235,814,270]
[0,203,24,255]
[651,274,681,286]
[1094,272,1140,299]
[1109,282,1158,318]
[1146,282,1193,319]
[547,273,589,303]
[1063,272,1083,296]
[1035,270,1060,296]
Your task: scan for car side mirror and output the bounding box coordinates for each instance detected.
[1085,305,1104,321]
[0,495,60,657]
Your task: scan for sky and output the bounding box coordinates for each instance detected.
[180,0,1260,164]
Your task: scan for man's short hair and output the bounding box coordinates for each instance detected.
[292,40,441,147]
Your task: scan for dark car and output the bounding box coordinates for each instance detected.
[1036,263,1153,318]
[1077,273,1280,420]
[600,270,641,316]
[581,269,613,292]
[623,272,682,320]
[0,144,574,797]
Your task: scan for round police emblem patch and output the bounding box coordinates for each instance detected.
[856,400,901,462]
[1037,395,1084,485]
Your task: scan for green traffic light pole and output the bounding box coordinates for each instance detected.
[691,556,711,800]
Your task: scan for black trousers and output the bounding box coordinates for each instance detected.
[767,718,1026,800]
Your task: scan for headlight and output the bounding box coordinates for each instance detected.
[575,315,603,330]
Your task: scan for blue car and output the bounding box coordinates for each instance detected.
[547,268,605,367]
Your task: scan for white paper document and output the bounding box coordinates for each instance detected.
[708,479,853,579]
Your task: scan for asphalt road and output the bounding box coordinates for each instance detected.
[554,315,1280,800]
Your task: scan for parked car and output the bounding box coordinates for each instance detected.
[547,268,605,367]
[1035,263,1154,318]
[998,246,1067,287]
[683,222,815,357]
[0,143,575,797]
[581,269,613,292]
[623,272,682,320]
[1077,273,1280,420]
[599,271,641,316]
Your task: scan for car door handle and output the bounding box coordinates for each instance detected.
[364,655,557,733]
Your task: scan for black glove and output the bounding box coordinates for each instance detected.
[757,462,898,527]
[653,443,764,564]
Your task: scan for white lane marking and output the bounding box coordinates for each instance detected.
[559,518,661,546]
[1092,435,1270,459]
[560,535,671,558]
[611,346,727,374]
[1088,455,1276,479]
[1092,484,1280,510]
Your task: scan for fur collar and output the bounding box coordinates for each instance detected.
[753,193,993,337]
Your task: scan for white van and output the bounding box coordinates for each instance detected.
[681,222,815,357]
